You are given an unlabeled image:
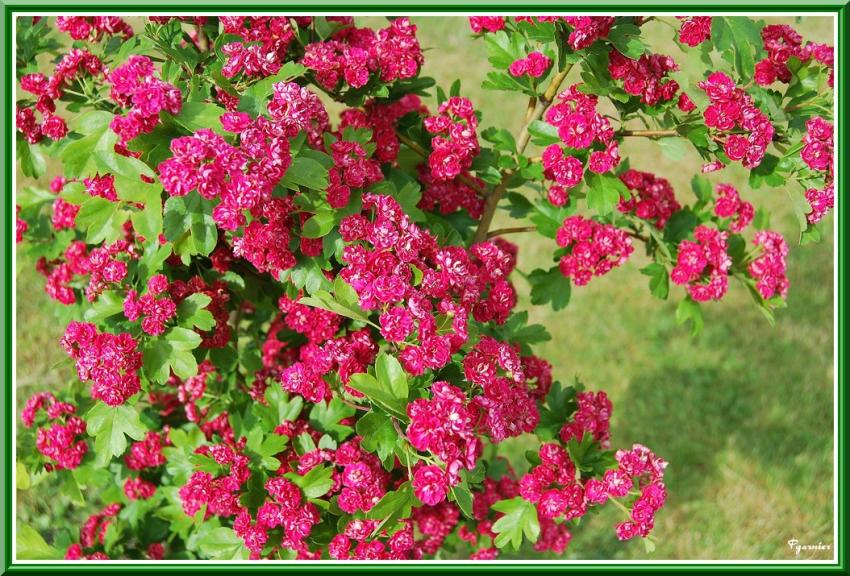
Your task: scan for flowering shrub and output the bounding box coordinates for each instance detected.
[15,14,834,561]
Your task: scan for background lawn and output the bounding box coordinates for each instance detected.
[15,15,835,560]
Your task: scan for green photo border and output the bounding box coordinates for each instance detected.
[1,2,846,572]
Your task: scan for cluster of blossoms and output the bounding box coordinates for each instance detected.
[123,273,177,336]
[610,444,668,541]
[423,97,480,181]
[559,391,612,447]
[748,231,789,301]
[325,139,383,208]
[302,18,424,90]
[755,24,834,88]
[556,216,634,286]
[15,206,27,243]
[50,178,80,230]
[670,225,732,302]
[65,504,122,560]
[468,16,507,34]
[219,17,301,78]
[329,519,417,560]
[713,183,754,233]
[21,392,88,471]
[339,194,518,375]
[17,49,104,143]
[697,72,774,170]
[800,117,835,225]
[676,16,713,47]
[618,169,681,229]
[55,16,133,40]
[418,163,486,218]
[108,55,182,145]
[37,237,132,305]
[179,442,251,518]
[563,17,615,50]
[464,337,548,442]
[607,50,680,106]
[61,321,142,406]
[508,51,552,79]
[542,85,619,205]
[279,327,378,403]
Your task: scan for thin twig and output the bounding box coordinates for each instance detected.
[619,129,678,138]
[487,225,538,239]
[395,132,487,195]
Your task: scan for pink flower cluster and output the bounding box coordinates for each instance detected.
[670,225,731,302]
[608,50,680,106]
[713,183,754,233]
[124,477,157,500]
[424,96,480,182]
[37,238,131,305]
[464,337,540,442]
[219,17,298,78]
[508,51,552,78]
[755,25,834,88]
[559,391,612,448]
[15,206,27,243]
[22,392,88,471]
[339,195,518,374]
[564,17,615,50]
[542,85,620,204]
[280,328,378,403]
[805,183,834,225]
[618,169,681,229]
[108,55,182,145]
[468,16,506,34]
[65,503,122,560]
[126,431,167,470]
[676,16,712,47]
[278,296,342,345]
[748,230,789,300]
[801,116,833,175]
[61,321,142,406]
[519,443,586,521]
[123,273,178,336]
[17,49,104,143]
[267,81,330,148]
[556,216,634,286]
[302,18,423,90]
[326,139,383,208]
[232,197,297,280]
[612,444,668,541]
[233,475,320,559]
[329,519,417,560]
[56,16,133,41]
[51,178,80,230]
[697,72,774,169]
[179,443,250,518]
[407,381,480,498]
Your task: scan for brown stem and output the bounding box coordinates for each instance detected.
[472,65,574,245]
[487,225,538,239]
[338,396,370,412]
[619,129,678,138]
[195,24,209,52]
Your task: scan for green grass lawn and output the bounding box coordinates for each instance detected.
[15,15,835,560]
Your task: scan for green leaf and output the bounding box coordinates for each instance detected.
[536,381,578,440]
[366,483,413,532]
[143,327,202,383]
[176,293,215,331]
[356,411,398,464]
[656,137,689,162]
[491,497,540,550]
[59,111,115,178]
[640,263,670,300]
[86,402,147,464]
[196,527,246,560]
[375,352,408,400]
[16,524,63,560]
[279,156,329,191]
[608,23,646,60]
[172,102,228,136]
[17,138,47,178]
[527,120,561,146]
[238,61,308,116]
[309,397,356,439]
[163,193,218,261]
[484,30,526,69]
[75,197,130,245]
[676,297,704,336]
[528,266,572,311]
[302,210,337,239]
[84,290,126,322]
[285,464,334,499]
[347,373,408,420]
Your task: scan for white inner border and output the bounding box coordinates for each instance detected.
[9,10,841,566]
